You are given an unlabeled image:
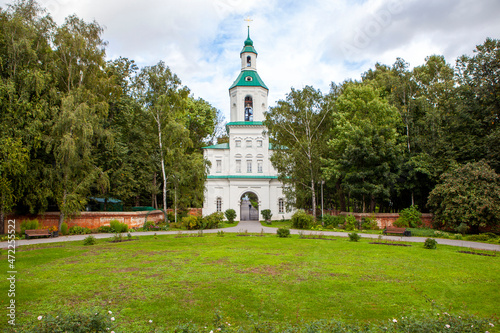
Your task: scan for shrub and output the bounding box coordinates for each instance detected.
[395,205,422,228]
[24,308,114,333]
[60,222,69,235]
[424,238,437,249]
[182,215,201,230]
[428,161,500,233]
[466,234,491,242]
[277,228,290,238]
[224,209,237,223]
[261,209,272,224]
[290,209,314,229]
[344,215,357,231]
[348,232,361,242]
[97,225,112,233]
[361,216,379,230]
[20,219,39,234]
[109,219,128,233]
[69,226,91,235]
[143,220,159,231]
[203,212,224,229]
[83,235,97,246]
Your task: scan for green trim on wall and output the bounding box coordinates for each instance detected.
[207,175,278,179]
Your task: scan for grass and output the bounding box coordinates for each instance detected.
[1,234,499,332]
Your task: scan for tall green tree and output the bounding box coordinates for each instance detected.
[265,86,331,219]
[323,83,403,212]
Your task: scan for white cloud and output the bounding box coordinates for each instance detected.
[1,0,498,120]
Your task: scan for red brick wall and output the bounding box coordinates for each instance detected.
[339,212,433,228]
[6,208,202,232]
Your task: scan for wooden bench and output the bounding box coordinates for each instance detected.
[383,226,411,237]
[25,229,52,240]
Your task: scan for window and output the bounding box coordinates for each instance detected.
[244,96,253,121]
[246,139,252,147]
[279,198,284,213]
[257,140,263,147]
[236,159,241,173]
[247,55,251,67]
[235,140,241,147]
[246,160,252,173]
[257,160,263,173]
[216,197,222,212]
[216,160,222,173]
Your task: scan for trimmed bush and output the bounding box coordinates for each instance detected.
[60,222,69,235]
[394,205,422,228]
[69,226,91,235]
[424,238,437,249]
[203,212,224,229]
[182,215,201,230]
[344,215,357,231]
[20,219,39,234]
[261,209,272,224]
[290,209,314,229]
[110,219,128,233]
[224,209,237,223]
[348,232,361,242]
[83,235,97,246]
[277,228,291,238]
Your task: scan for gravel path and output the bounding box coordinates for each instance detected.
[2,220,499,252]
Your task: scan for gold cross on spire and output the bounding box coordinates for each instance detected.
[244,16,253,27]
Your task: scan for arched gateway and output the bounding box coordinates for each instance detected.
[240,192,259,221]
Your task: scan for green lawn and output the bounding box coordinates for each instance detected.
[2,234,499,332]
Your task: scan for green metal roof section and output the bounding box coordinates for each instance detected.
[229,70,268,90]
[207,175,278,179]
[202,143,229,149]
[241,26,257,55]
[227,121,264,126]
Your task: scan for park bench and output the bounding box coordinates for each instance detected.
[383,226,411,237]
[25,229,52,240]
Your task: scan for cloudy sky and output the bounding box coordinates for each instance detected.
[2,0,499,121]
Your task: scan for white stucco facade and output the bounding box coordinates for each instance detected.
[202,30,293,221]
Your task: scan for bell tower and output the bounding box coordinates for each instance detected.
[228,23,268,123]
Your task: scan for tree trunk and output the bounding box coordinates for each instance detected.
[157,117,168,222]
[152,172,157,209]
[58,190,67,230]
[0,208,5,235]
[335,178,346,212]
[311,179,316,219]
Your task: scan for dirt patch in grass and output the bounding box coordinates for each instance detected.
[117,267,141,273]
[369,242,411,247]
[17,245,64,252]
[458,251,496,257]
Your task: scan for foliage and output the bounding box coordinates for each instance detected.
[424,238,437,249]
[20,219,39,234]
[261,209,272,223]
[290,209,314,229]
[276,228,291,238]
[428,161,500,233]
[109,219,128,233]
[348,232,361,242]
[265,86,331,218]
[203,212,224,229]
[344,215,357,231]
[361,216,379,230]
[181,215,201,230]
[23,308,114,333]
[68,226,91,235]
[394,205,422,228]
[97,225,112,233]
[217,230,225,237]
[224,209,236,223]
[83,235,97,246]
[323,82,403,213]
[60,222,69,235]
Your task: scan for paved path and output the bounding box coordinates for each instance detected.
[2,220,499,252]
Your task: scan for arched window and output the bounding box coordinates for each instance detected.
[244,96,253,121]
[216,197,222,212]
[279,198,284,213]
[247,55,251,67]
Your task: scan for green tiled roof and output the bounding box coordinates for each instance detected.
[227,121,264,126]
[240,45,257,55]
[229,70,268,90]
[207,175,278,179]
[202,143,229,149]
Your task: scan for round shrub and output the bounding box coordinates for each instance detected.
[361,216,379,230]
[182,215,201,230]
[291,209,314,229]
[60,222,69,236]
[394,205,422,228]
[203,212,224,229]
[83,235,97,246]
[261,209,272,224]
[424,238,437,249]
[224,209,237,223]
[348,232,361,242]
[277,228,291,238]
[344,215,357,231]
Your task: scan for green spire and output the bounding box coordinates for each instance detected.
[241,26,257,55]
